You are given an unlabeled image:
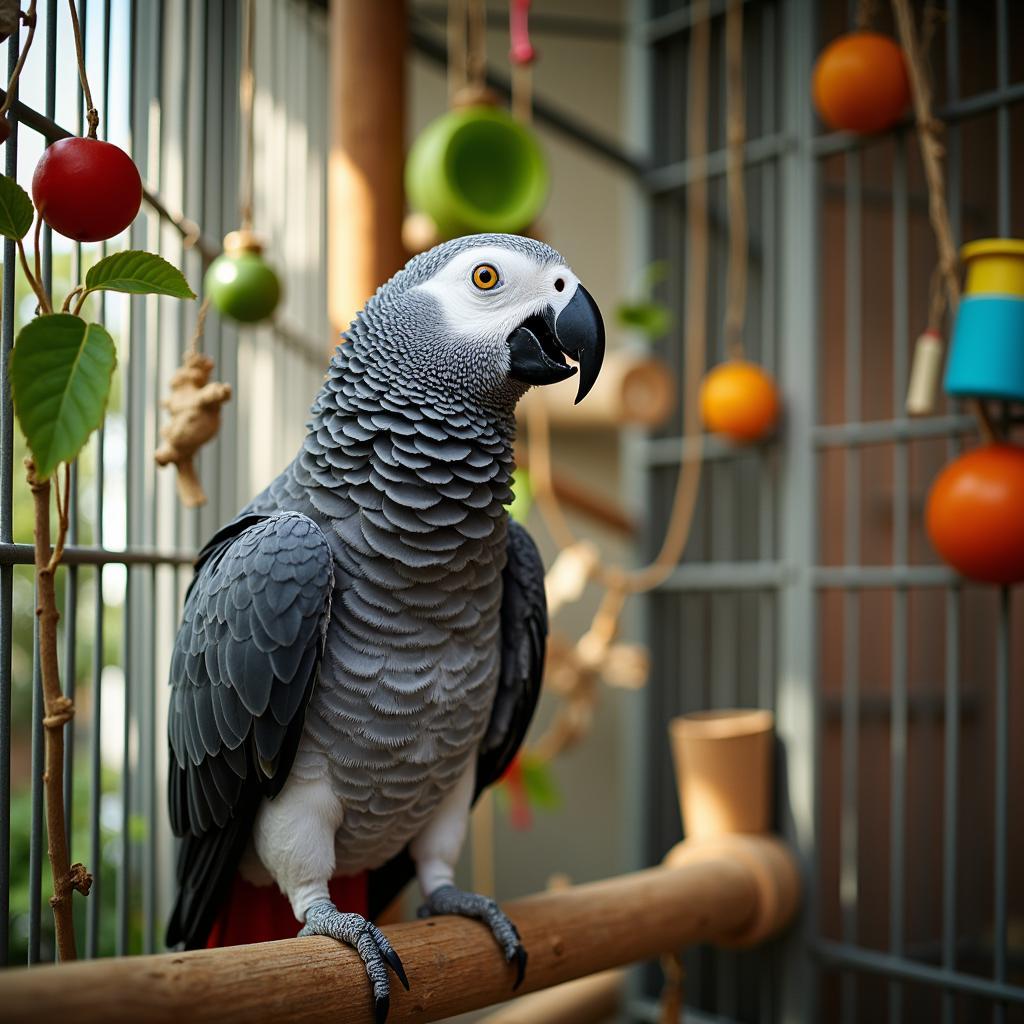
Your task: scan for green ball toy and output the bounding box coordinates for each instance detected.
[406,104,548,239]
[205,231,282,324]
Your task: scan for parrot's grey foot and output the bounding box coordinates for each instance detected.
[418,885,528,989]
[299,899,409,1024]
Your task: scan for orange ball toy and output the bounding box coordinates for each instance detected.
[699,360,780,443]
[926,444,1024,585]
[812,31,910,134]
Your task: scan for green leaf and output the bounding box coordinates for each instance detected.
[85,250,196,299]
[10,314,117,479]
[0,174,34,241]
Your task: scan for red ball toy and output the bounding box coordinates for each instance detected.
[812,31,910,135]
[32,137,143,242]
[925,444,1024,585]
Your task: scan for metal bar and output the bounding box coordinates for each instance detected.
[0,543,195,568]
[646,412,985,467]
[993,587,1010,1023]
[942,7,962,1017]
[643,133,793,196]
[28,612,42,963]
[941,586,960,1022]
[810,80,1024,159]
[86,0,113,960]
[644,432,774,466]
[641,0,756,43]
[815,941,1024,1006]
[811,414,977,449]
[888,132,909,1024]
[655,561,791,592]
[775,0,821,1013]
[0,20,19,969]
[813,565,957,588]
[29,0,59,966]
[839,142,862,1024]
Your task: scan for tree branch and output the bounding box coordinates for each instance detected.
[26,457,89,963]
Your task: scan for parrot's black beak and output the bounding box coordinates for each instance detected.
[506,284,606,403]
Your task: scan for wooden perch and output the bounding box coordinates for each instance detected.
[0,836,799,1023]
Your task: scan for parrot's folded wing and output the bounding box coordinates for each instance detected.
[166,511,333,948]
[475,519,548,796]
[367,519,547,920]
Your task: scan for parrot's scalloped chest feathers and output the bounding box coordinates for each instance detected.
[242,310,516,872]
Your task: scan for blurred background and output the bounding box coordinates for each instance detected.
[0,2,1022,1023]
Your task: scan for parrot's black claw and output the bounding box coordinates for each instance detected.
[419,885,529,990]
[383,946,410,991]
[300,900,405,1022]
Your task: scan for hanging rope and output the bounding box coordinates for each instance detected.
[890,0,995,440]
[187,295,211,356]
[447,0,467,103]
[238,0,256,232]
[67,0,98,138]
[856,0,878,30]
[723,0,747,359]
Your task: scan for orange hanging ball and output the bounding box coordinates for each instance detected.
[812,31,910,134]
[699,360,780,443]
[926,444,1024,585]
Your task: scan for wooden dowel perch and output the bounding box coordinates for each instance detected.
[0,836,799,1024]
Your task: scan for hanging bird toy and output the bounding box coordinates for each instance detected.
[155,300,232,508]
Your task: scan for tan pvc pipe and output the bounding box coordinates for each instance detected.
[0,838,799,1024]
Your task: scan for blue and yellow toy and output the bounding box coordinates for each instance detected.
[944,238,1024,402]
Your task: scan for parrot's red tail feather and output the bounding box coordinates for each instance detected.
[206,872,369,947]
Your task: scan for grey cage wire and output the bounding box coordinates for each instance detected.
[0,0,331,964]
[640,1,1024,1023]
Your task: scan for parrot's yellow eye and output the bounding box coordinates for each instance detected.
[472,263,500,291]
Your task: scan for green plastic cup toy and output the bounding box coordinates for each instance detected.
[944,238,1024,403]
[405,104,548,239]
[205,230,282,324]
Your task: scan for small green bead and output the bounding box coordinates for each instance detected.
[205,251,282,324]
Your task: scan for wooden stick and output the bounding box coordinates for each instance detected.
[26,460,90,963]
[0,839,800,1023]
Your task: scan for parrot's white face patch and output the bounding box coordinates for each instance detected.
[415,246,579,345]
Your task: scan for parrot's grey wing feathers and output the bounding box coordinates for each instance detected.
[367,519,546,919]
[474,518,547,795]
[166,511,333,949]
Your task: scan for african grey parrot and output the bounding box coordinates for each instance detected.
[165,234,604,1020]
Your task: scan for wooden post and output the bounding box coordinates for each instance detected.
[0,839,800,1023]
[328,0,407,344]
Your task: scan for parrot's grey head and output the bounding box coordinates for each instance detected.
[356,233,605,409]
